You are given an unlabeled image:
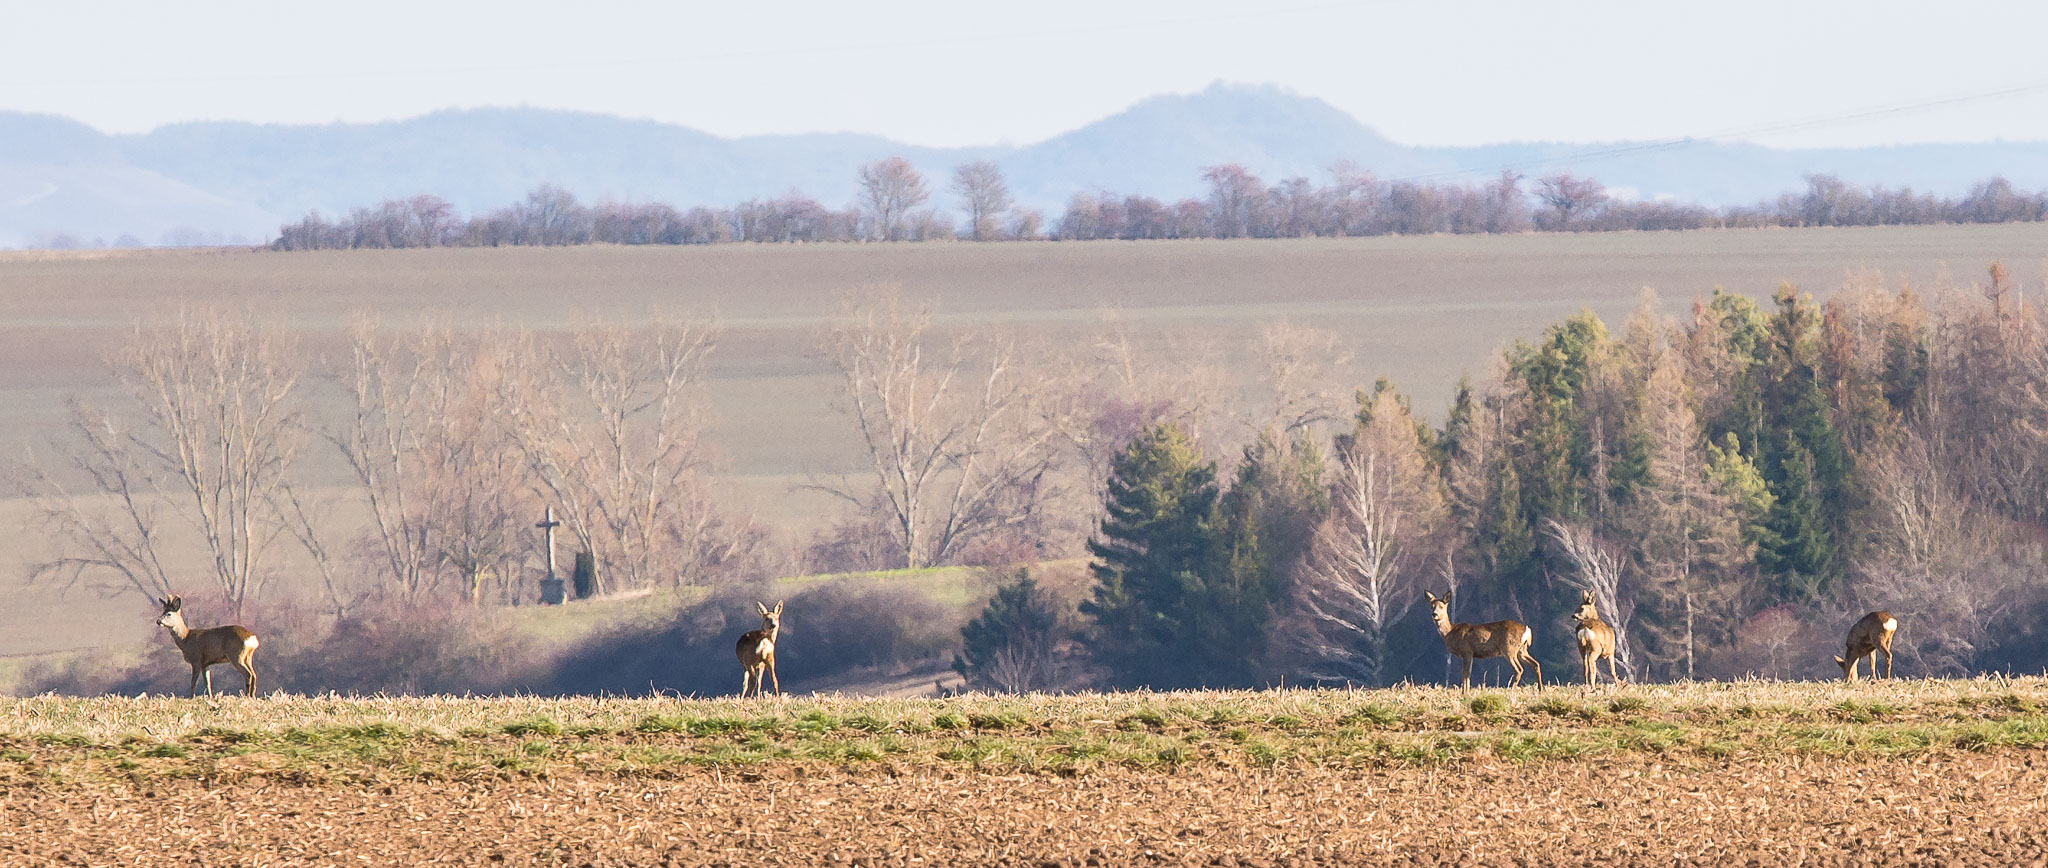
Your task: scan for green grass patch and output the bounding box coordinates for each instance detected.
[0,677,2043,783]
[499,717,561,737]
[1608,696,1650,715]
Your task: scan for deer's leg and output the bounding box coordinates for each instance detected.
[235,656,257,697]
[1881,646,1894,679]
[741,670,754,698]
[1607,654,1622,685]
[1507,654,1523,688]
[1525,651,1543,687]
[1460,657,1474,689]
[767,659,780,697]
[1582,654,1595,686]
[189,665,202,698]
[202,666,215,696]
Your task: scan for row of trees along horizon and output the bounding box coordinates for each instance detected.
[20,266,2048,696]
[268,158,2048,250]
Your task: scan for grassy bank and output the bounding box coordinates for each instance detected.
[2,677,2045,786]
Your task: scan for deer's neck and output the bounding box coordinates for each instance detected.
[162,617,191,644]
[1433,613,1454,637]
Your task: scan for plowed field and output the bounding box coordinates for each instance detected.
[4,682,2047,864]
[2,754,2044,866]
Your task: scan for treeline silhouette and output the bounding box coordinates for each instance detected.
[270,161,2048,251]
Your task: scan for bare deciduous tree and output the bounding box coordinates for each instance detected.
[952,160,1012,242]
[1535,173,1608,231]
[1203,163,1269,238]
[1853,427,2015,676]
[858,157,931,242]
[22,311,310,617]
[1626,311,1745,680]
[1292,389,1444,685]
[812,290,1061,569]
[334,322,535,606]
[505,318,724,595]
[334,319,442,601]
[1544,518,1637,678]
[1243,322,1354,438]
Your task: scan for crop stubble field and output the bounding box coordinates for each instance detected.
[0,678,2046,864]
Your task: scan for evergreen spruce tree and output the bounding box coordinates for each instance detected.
[1757,286,1853,602]
[1433,375,1476,473]
[1758,443,1834,601]
[954,569,1064,692]
[1080,422,1220,689]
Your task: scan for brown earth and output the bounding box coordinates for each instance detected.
[1,752,2043,866]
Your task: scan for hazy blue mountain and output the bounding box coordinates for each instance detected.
[0,112,278,247]
[2,82,2046,246]
[994,83,1445,211]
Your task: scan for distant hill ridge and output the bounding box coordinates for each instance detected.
[3,81,2047,247]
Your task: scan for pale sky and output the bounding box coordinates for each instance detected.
[3,0,2045,148]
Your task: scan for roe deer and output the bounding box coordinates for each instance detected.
[1426,590,1542,688]
[1835,611,1897,681]
[736,600,783,698]
[1571,590,1621,686]
[154,595,259,697]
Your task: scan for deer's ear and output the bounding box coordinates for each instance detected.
[757,602,770,615]
[1424,591,1437,603]
[1834,655,1846,665]
[1583,590,1595,603]
[773,601,784,614]
[167,596,182,612]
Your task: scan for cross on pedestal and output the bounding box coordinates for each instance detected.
[536,507,566,604]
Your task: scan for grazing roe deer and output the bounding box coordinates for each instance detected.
[1426,591,1542,688]
[154,596,260,697]
[1836,610,1898,681]
[1571,590,1621,686]
[736,600,783,698]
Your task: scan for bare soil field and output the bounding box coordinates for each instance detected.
[1,226,2042,484]
[1,679,2045,865]
[3,754,2045,866]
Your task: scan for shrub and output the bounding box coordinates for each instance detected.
[953,569,1073,693]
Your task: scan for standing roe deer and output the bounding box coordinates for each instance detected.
[736,600,783,698]
[155,595,260,697]
[1835,611,1897,681]
[1571,590,1621,686]
[1427,591,1542,688]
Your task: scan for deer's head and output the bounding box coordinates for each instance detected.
[1572,590,1600,626]
[1425,591,1451,622]
[1834,653,1857,681]
[757,600,784,633]
[155,595,185,630]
